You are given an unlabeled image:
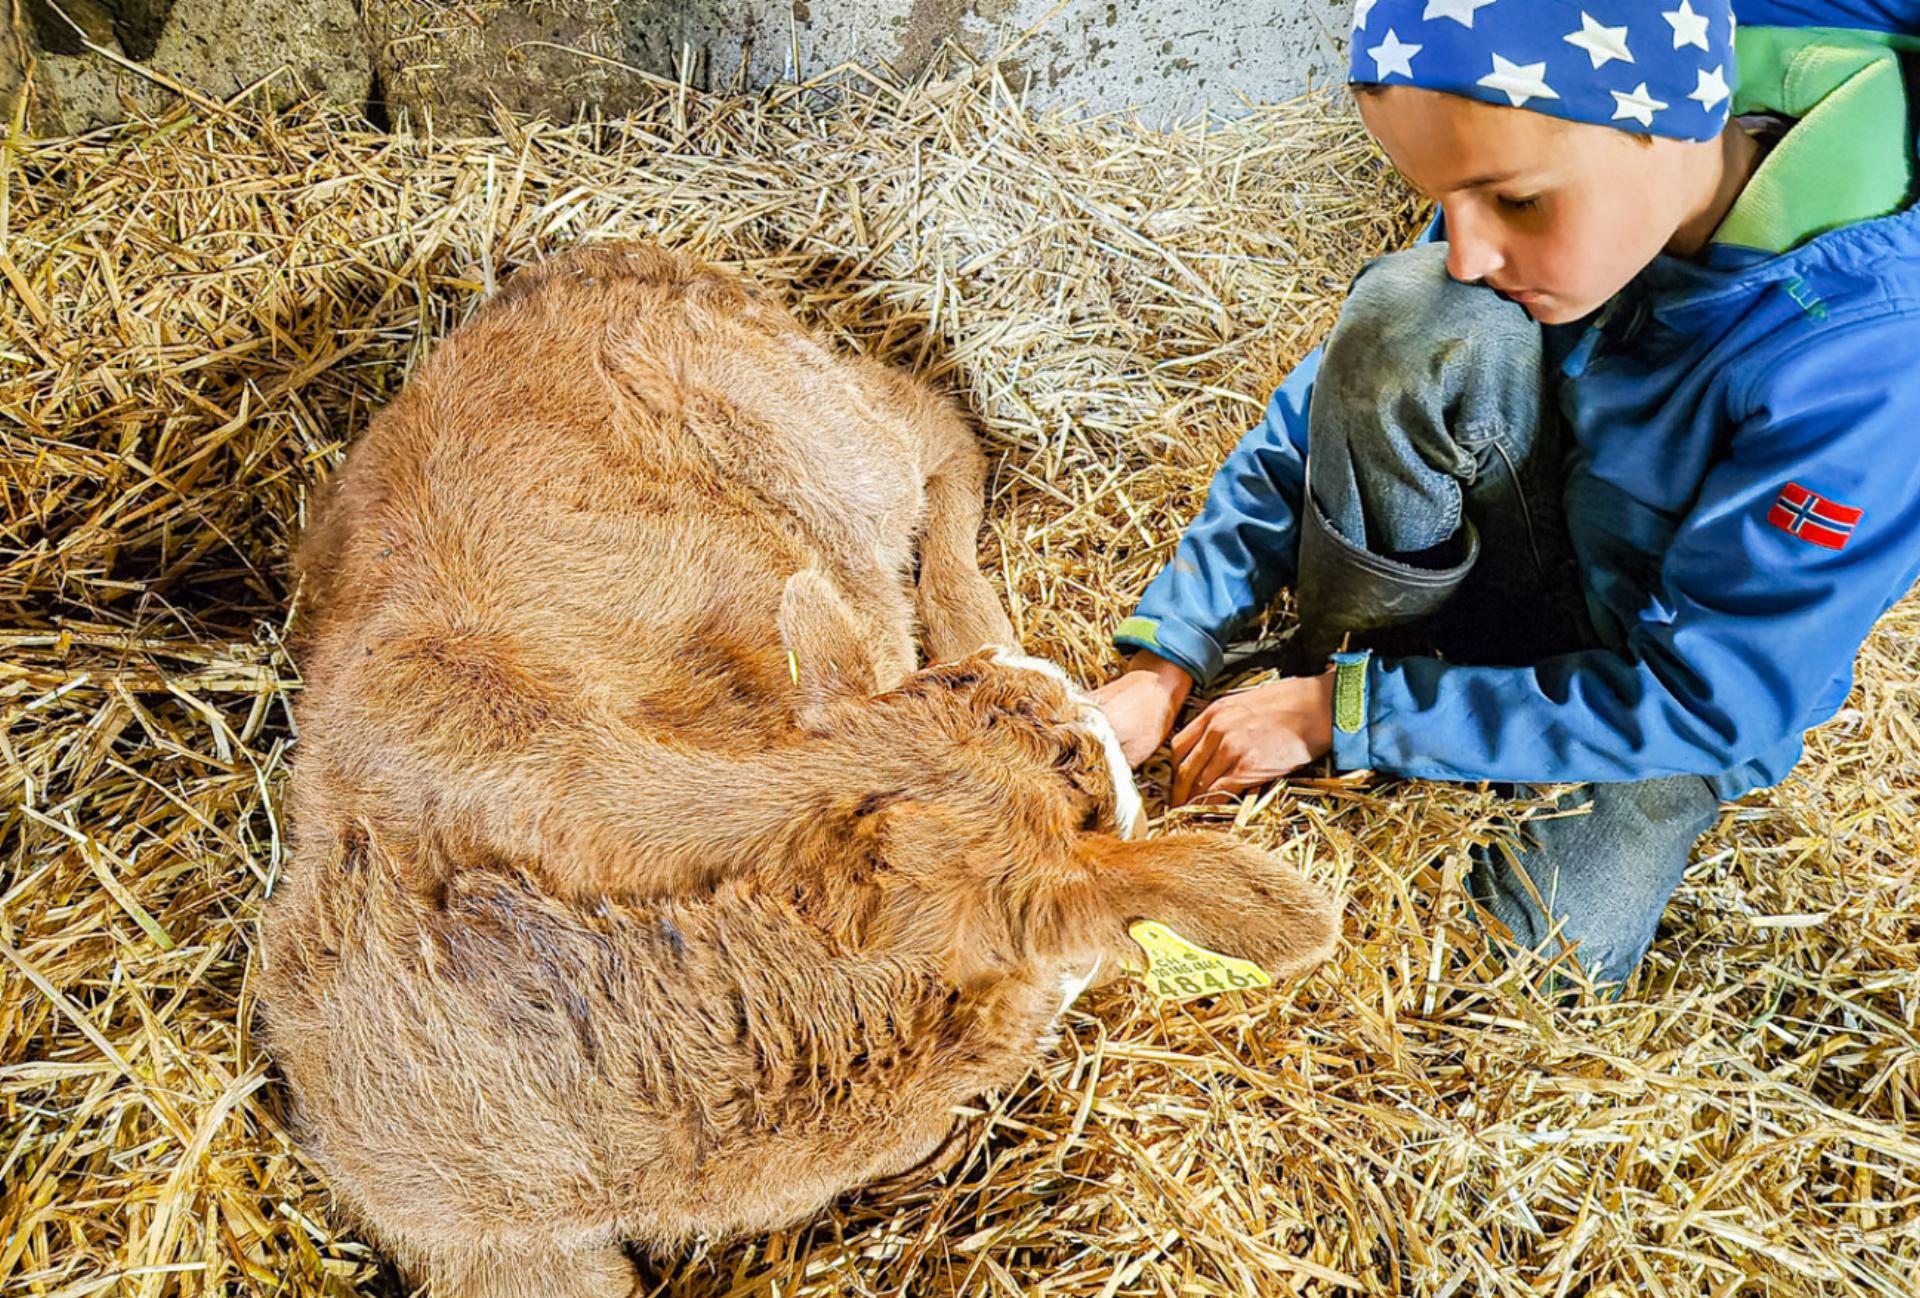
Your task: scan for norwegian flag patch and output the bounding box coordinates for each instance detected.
[1767,482,1863,551]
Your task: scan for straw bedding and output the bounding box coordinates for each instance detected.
[2,60,1917,1298]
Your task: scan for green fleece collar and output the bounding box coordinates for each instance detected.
[1715,26,1917,254]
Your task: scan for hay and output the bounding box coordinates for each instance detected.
[3,57,1917,1298]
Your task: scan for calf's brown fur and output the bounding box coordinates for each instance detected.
[259,242,1340,1298]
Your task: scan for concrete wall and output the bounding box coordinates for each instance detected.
[7,0,1359,135]
[678,0,1357,122]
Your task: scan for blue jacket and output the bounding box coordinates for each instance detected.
[1116,12,1920,800]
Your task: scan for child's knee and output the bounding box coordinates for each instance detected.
[1336,243,1539,380]
[1470,847,1661,986]
[1468,776,1718,987]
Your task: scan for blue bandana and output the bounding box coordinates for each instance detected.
[1349,0,1739,142]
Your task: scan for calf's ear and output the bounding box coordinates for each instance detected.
[1058,831,1341,982]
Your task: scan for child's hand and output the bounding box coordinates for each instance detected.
[1090,651,1193,768]
[1169,670,1337,805]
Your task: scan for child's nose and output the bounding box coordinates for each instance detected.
[1443,211,1506,285]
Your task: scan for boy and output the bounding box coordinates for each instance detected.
[1094,0,1920,986]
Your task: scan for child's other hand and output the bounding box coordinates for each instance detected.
[1090,651,1193,768]
[1169,670,1337,805]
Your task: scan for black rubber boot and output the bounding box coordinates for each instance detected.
[1285,479,1480,674]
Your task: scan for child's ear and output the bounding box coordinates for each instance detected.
[778,570,879,727]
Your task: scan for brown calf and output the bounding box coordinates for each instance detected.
[259,242,1339,1298]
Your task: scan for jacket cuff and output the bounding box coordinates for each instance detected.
[1114,615,1224,686]
[1329,650,1375,772]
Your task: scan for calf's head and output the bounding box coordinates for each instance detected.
[777,572,1339,990]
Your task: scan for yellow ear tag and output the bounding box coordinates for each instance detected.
[1127,920,1273,1002]
[787,649,801,686]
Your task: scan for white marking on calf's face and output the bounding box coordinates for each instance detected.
[1075,700,1146,840]
[986,647,1072,689]
[989,648,1145,840]
[1056,956,1101,1015]
[1038,956,1103,1052]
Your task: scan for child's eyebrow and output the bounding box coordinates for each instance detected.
[1399,170,1530,204]
[1454,170,1527,191]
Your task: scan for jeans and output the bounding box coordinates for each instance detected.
[1302,243,1722,987]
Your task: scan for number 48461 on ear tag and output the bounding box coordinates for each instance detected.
[1127,920,1274,1002]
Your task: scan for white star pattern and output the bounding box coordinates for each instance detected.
[1611,82,1669,127]
[1353,0,1378,32]
[1424,0,1499,29]
[1563,11,1633,69]
[1477,53,1559,108]
[1664,0,1711,51]
[1368,28,1422,80]
[1690,63,1731,111]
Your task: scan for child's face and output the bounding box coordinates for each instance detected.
[1357,86,1713,324]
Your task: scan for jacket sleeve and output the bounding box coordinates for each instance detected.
[1114,348,1320,685]
[1329,318,1920,784]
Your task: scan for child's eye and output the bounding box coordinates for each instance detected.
[1498,194,1542,212]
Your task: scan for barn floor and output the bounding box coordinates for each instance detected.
[3,66,1917,1298]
